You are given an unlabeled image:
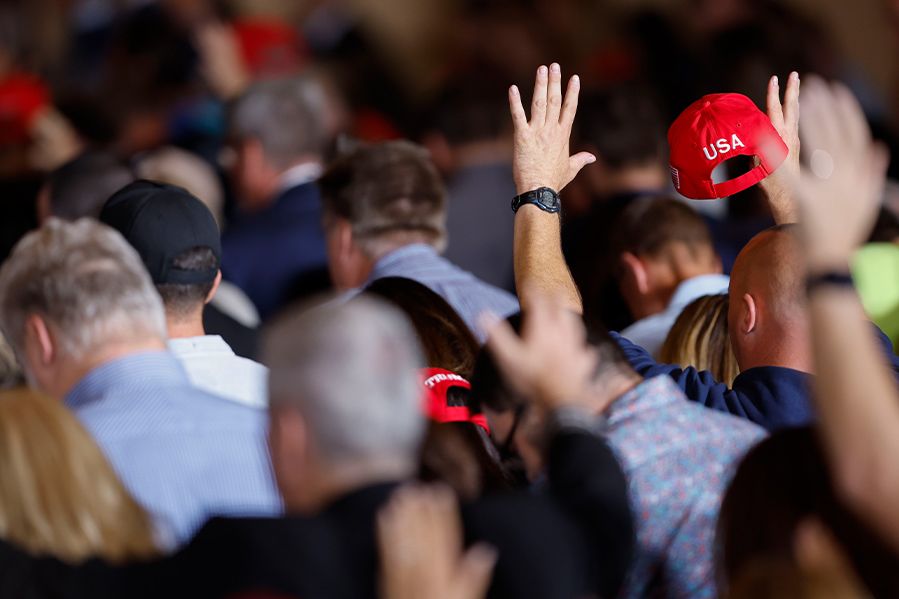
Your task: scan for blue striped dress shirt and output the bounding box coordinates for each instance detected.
[65,351,282,546]
[367,244,520,342]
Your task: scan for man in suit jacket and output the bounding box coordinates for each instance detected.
[222,77,332,320]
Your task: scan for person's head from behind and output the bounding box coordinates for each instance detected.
[228,76,328,210]
[727,224,808,372]
[717,426,899,598]
[37,150,134,223]
[0,218,167,399]
[423,73,513,174]
[472,313,639,481]
[99,180,222,339]
[418,369,510,500]
[263,298,426,514]
[135,146,226,228]
[574,85,666,197]
[363,277,479,378]
[660,293,739,386]
[611,196,722,320]
[318,141,447,291]
[0,387,157,563]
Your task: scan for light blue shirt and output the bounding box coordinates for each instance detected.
[368,244,520,342]
[65,351,281,546]
[621,273,730,358]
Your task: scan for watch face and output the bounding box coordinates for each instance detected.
[539,189,561,211]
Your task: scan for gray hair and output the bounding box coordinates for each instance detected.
[264,297,426,466]
[230,76,328,170]
[0,218,167,359]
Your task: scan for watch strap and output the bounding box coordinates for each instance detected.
[511,187,561,214]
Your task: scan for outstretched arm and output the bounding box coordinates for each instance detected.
[759,71,802,224]
[508,64,595,314]
[789,76,899,550]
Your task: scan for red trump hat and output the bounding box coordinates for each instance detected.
[668,93,788,200]
[420,368,490,434]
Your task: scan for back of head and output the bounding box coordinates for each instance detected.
[575,85,665,170]
[611,196,716,267]
[725,558,867,599]
[0,387,157,563]
[730,224,805,325]
[230,76,328,170]
[429,73,512,147]
[363,277,479,378]
[45,151,135,220]
[135,146,225,227]
[717,426,899,597]
[263,297,426,467]
[99,180,223,322]
[727,225,808,370]
[472,312,633,414]
[660,293,739,386]
[318,140,447,255]
[0,218,166,360]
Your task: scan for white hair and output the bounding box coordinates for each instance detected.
[264,297,426,466]
[0,218,167,359]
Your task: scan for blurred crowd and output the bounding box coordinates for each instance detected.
[1,0,899,598]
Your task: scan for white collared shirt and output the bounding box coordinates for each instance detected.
[620,273,731,358]
[278,162,324,193]
[167,335,268,408]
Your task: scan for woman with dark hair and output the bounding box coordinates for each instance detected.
[364,276,480,379]
[717,426,899,597]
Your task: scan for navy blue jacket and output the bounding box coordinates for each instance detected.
[221,183,329,320]
[612,327,899,432]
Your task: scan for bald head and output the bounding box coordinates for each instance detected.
[728,224,811,372]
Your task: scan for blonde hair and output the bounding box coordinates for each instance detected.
[0,388,158,563]
[660,293,739,387]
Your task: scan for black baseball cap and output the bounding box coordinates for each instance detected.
[100,180,222,285]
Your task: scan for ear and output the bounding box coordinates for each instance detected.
[620,252,650,295]
[268,404,310,496]
[24,314,56,366]
[335,217,357,260]
[740,292,758,334]
[205,270,222,305]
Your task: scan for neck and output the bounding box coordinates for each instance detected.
[738,329,813,373]
[50,337,167,400]
[283,457,413,515]
[166,309,206,339]
[584,370,643,415]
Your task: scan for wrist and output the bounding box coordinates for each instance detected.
[515,181,557,196]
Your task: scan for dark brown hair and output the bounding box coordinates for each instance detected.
[717,426,899,598]
[317,141,446,250]
[363,277,479,379]
[610,196,714,261]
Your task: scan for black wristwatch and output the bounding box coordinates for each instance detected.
[511,187,561,214]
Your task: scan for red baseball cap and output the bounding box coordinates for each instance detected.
[420,368,490,434]
[668,93,788,200]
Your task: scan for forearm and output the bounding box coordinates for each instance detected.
[513,205,582,314]
[808,286,899,550]
[764,187,800,224]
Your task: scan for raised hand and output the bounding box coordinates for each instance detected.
[378,485,496,599]
[194,22,250,101]
[789,76,889,270]
[759,72,801,223]
[481,293,598,410]
[509,63,596,195]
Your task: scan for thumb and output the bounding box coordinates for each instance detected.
[569,152,597,176]
[453,543,497,599]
